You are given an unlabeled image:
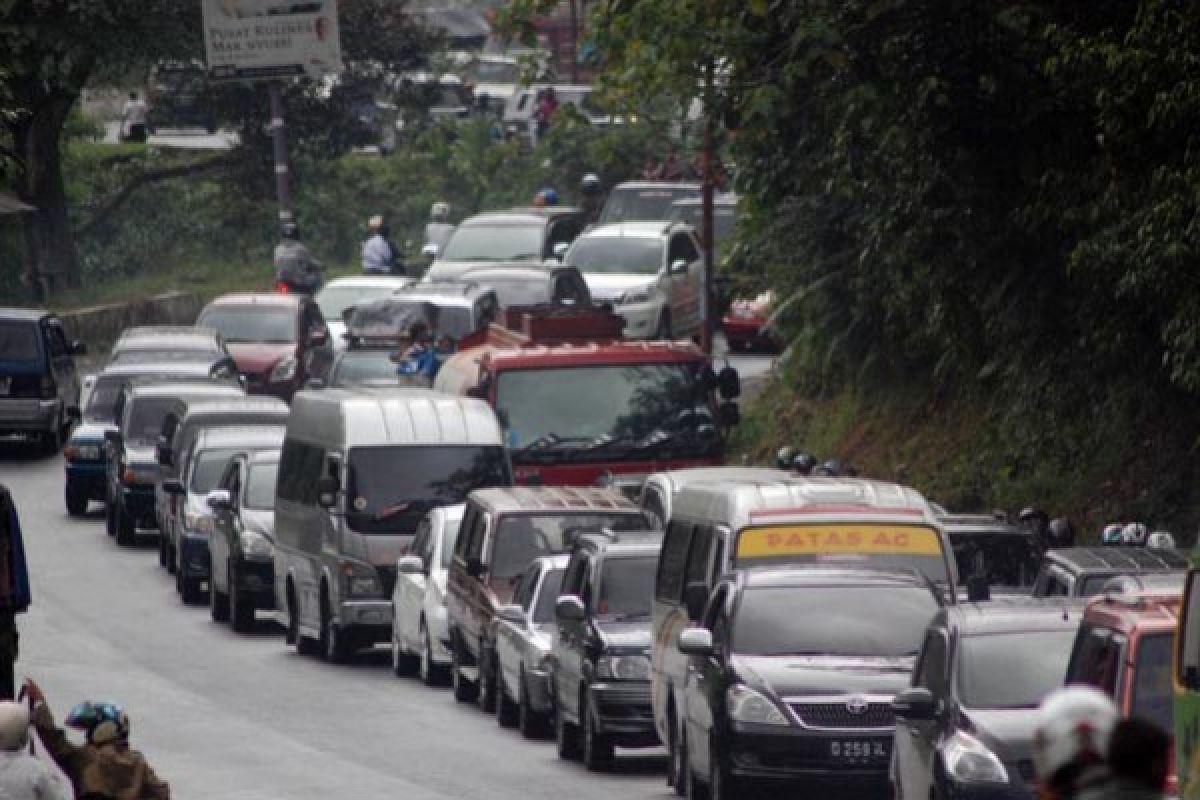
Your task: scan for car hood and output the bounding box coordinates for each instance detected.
[241,508,275,539]
[226,342,295,373]
[961,708,1039,763]
[732,654,916,698]
[594,619,653,651]
[582,273,657,299]
[70,420,115,444]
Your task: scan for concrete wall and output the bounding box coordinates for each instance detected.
[58,291,203,349]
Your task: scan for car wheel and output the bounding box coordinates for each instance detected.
[230,565,255,633]
[320,589,350,664]
[496,667,518,728]
[418,621,446,686]
[391,615,418,677]
[683,734,708,800]
[115,501,136,546]
[518,670,547,739]
[209,568,230,623]
[64,482,87,516]
[582,692,614,771]
[166,540,177,575]
[655,311,673,340]
[157,532,167,568]
[290,586,317,655]
[667,709,684,793]
[477,646,497,713]
[451,639,479,703]
[104,500,116,537]
[708,743,736,800]
[180,575,205,605]
[554,695,580,761]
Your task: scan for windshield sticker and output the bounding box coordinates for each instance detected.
[736,525,942,559]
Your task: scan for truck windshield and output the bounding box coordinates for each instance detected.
[346,446,510,535]
[495,364,719,461]
[596,555,657,619]
[957,630,1077,709]
[733,586,935,658]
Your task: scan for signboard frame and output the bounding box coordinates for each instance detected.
[200,0,342,83]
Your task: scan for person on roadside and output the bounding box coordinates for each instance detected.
[121,92,148,144]
[361,215,396,275]
[0,701,70,800]
[424,202,455,257]
[1032,686,1117,800]
[24,680,170,800]
[273,221,322,294]
[1093,716,1170,800]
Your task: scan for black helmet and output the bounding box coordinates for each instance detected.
[775,446,796,470]
[1046,518,1075,549]
[791,453,818,475]
[815,459,843,477]
[1017,507,1049,536]
[581,173,601,195]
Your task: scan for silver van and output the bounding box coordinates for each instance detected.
[649,477,954,792]
[275,388,512,663]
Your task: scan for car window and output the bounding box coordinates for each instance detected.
[684,527,715,591]
[914,631,948,695]
[439,517,461,568]
[561,552,587,597]
[512,569,534,611]
[641,486,667,529]
[467,512,490,563]
[656,521,692,602]
[0,321,41,362]
[533,567,565,623]
[490,513,644,579]
[1068,625,1126,694]
[567,236,662,275]
[1131,633,1174,733]
[244,461,277,510]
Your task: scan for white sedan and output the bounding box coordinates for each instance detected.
[314,275,413,351]
[391,503,464,685]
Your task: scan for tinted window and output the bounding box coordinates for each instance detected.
[189,448,240,492]
[950,532,1041,588]
[125,398,179,443]
[277,439,324,504]
[533,567,565,623]
[657,521,692,602]
[1068,625,1126,694]
[732,586,936,657]
[440,518,462,568]
[567,237,662,274]
[245,462,278,510]
[85,377,128,422]
[915,631,948,695]
[1131,633,1174,732]
[198,307,296,343]
[441,225,543,262]
[596,555,656,619]
[491,513,645,579]
[0,321,40,362]
[346,446,510,534]
[956,630,1077,709]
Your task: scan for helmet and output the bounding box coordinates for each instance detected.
[1147,531,1177,549]
[280,221,298,239]
[1032,686,1117,784]
[66,701,129,745]
[1018,507,1049,532]
[775,446,796,470]
[0,702,29,751]
[814,459,842,477]
[539,188,559,206]
[1121,522,1148,547]
[1046,518,1075,549]
[1101,523,1124,545]
[581,173,601,195]
[431,202,449,221]
[368,214,384,230]
[791,453,818,475]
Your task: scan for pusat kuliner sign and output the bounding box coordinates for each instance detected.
[202,0,342,82]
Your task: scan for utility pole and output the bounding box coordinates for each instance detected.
[268,82,293,229]
[699,59,716,355]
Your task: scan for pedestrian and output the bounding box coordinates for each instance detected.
[534,87,558,138]
[1089,716,1171,800]
[0,486,31,701]
[361,215,396,275]
[121,92,148,144]
[24,680,170,800]
[0,701,70,800]
[1032,686,1118,800]
[424,202,455,257]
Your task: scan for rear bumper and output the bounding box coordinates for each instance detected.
[65,463,107,498]
[120,486,158,527]
[588,681,658,745]
[0,398,59,432]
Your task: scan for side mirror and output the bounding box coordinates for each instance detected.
[892,687,938,720]
[555,594,586,622]
[316,476,339,508]
[162,479,186,496]
[717,401,740,428]
[676,627,713,657]
[717,366,741,399]
[669,258,688,275]
[396,554,426,576]
[497,604,526,625]
[465,557,485,578]
[683,580,709,621]
[206,489,232,511]
[70,340,87,356]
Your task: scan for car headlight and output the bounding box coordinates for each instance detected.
[65,443,101,461]
[943,730,1009,784]
[184,512,214,536]
[596,653,651,681]
[270,357,297,382]
[725,684,789,726]
[619,287,654,305]
[341,561,381,597]
[239,530,274,560]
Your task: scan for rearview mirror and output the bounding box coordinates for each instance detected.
[316,476,339,508]
[717,366,740,399]
[676,627,713,657]
[683,580,709,621]
[892,687,938,720]
[205,489,232,511]
[396,554,426,576]
[669,259,688,275]
[555,594,586,622]
[162,479,185,496]
[497,604,526,625]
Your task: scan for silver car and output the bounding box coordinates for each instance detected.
[392,504,465,685]
[493,554,568,738]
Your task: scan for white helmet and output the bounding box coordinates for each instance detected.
[431,202,449,221]
[1147,531,1177,549]
[1121,522,1148,546]
[0,702,29,751]
[1032,686,1117,783]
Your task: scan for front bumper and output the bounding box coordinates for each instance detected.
[0,398,59,433]
[234,558,276,607]
[120,485,158,528]
[611,301,662,339]
[180,531,210,579]
[65,462,107,499]
[940,780,1035,800]
[722,725,893,789]
[588,681,658,746]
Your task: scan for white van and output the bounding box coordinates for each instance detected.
[275,388,512,663]
[650,477,954,791]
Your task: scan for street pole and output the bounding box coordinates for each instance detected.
[268,82,293,229]
[700,60,715,356]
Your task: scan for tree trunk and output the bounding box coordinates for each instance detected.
[13,94,80,296]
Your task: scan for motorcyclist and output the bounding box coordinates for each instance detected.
[1018,507,1051,543]
[1101,523,1124,546]
[1146,531,1176,549]
[1121,523,1148,547]
[423,202,455,258]
[791,453,818,475]
[774,446,795,470]
[1092,716,1170,800]
[273,221,323,294]
[361,215,398,275]
[813,459,842,477]
[1046,517,1076,549]
[1032,686,1117,800]
[579,173,603,226]
[0,701,70,800]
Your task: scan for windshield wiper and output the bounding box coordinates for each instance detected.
[513,434,594,458]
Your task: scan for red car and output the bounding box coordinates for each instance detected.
[196,293,332,402]
[722,291,780,353]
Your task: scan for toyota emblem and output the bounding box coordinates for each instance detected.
[845,695,870,715]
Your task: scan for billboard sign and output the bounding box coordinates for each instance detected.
[201,0,342,82]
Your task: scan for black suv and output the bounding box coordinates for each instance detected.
[552,529,663,771]
[1030,546,1188,598]
[940,513,1042,596]
[891,597,1086,800]
[676,568,941,800]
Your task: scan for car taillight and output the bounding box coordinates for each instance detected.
[40,375,56,399]
[274,282,290,294]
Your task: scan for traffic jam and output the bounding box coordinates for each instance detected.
[2,173,1196,798]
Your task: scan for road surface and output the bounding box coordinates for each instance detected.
[0,448,669,800]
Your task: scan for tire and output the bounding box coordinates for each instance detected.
[655,311,673,340]
[667,710,685,794]
[157,533,168,568]
[65,483,87,516]
[452,639,479,703]
[392,617,418,676]
[104,501,116,537]
[555,694,580,761]
[582,692,614,771]
[320,589,350,664]
[708,743,735,800]
[418,622,446,686]
[115,501,136,546]
[291,587,319,656]
[496,668,518,727]
[180,575,205,606]
[166,540,177,575]
[518,671,547,739]
[478,645,497,713]
[210,570,230,623]
[229,565,255,633]
[683,734,708,800]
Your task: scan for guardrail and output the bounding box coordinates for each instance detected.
[58,291,203,349]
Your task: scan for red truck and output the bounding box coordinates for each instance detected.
[434,305,740,487]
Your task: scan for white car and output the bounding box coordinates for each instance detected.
[391,503,465,685]
[314,275,413,351]
[565,222,705,340]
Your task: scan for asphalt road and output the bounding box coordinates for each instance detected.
[0,448,670,800]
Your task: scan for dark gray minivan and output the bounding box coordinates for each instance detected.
[0,308,85,453]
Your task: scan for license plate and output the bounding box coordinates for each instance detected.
[0,377,10,396]
[830,740,889,762]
